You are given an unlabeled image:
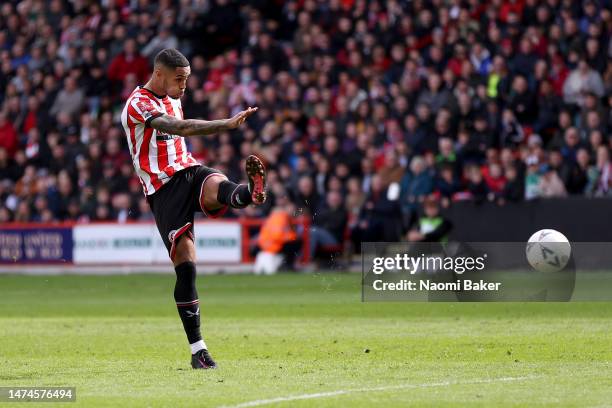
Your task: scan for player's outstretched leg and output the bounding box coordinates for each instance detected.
[245,155,267,205]
[213,155,267,209]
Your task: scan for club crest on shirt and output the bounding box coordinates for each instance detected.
[136,99,156,115]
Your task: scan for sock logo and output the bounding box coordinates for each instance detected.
[185,307,200,317]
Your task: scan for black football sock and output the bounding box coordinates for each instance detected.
[216,180,252,209]
[174,261,203,347]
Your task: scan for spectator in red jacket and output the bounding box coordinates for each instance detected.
[107,39,150,86]
[482,162,507,195]
[0,111,18,159]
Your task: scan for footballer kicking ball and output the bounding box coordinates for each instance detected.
[526,229,571,273]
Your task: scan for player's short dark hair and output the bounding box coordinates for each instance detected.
[154,49,189,69]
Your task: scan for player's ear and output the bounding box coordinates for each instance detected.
[153,64,166,78]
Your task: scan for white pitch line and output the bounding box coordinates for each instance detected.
[220,375,539,408]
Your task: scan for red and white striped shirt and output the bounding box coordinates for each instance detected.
[121,86,200,195]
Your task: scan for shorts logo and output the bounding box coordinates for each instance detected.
[168,223,191,246]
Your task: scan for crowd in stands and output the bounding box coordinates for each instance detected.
[0,0,611,248]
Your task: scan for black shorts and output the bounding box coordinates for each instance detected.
[147,165,228,260]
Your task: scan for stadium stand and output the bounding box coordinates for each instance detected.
[0,0,610,253]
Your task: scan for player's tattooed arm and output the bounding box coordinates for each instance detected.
[149,107,258,137]
[149,114,228,136]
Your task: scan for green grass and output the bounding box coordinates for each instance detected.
[0,273,611,407]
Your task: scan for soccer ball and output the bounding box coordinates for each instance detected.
[526,229,571,273]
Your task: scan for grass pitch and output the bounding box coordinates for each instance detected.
[1,272,611,407]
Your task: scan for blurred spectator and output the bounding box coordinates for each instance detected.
[142,28,179,58]
[406,196,453,243]
[310,190,347,258]
[107,39,149,86]
[465,165,490,203]
[378,149,404,187]
[500,109,525,147]
[291,175,319,216]
[508,75,537,125]
[0,112,18,158]
[351,174,402,250]
[563,59,605,107]
[49,77,85,120]
[400,156,433,227]
[525,157,542,200]
[539,165,568,198]
[435,164,461,202]
[482,162,507,197]
[562,148,591,195]
[500,165,524,203]
[256,198,300,271]
[345,176,365,222]
[594,145,612,196]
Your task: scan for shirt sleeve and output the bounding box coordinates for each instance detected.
[129,97,164,127]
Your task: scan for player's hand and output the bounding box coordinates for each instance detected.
[227,106,258,129]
